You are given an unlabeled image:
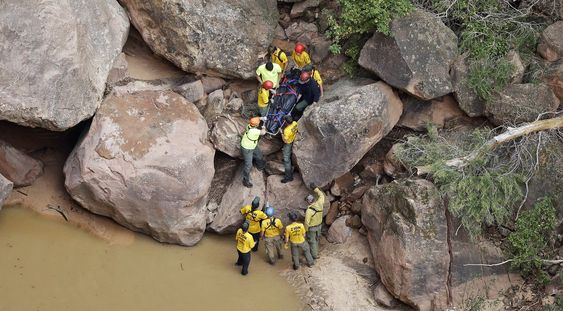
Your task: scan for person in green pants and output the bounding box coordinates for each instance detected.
[304,183,325,259]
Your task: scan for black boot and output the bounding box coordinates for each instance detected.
[243,179,253,188]
[281,173,294,183]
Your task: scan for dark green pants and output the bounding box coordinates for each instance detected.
[306,225,322,259]
[290,241,314,267]
[241,146,265,183]
[282,143,293,179]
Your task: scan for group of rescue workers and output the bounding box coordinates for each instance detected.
[240,42,323,188]
[235,43,325,275]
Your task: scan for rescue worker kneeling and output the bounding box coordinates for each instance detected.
[235,221,255,276]
[285,212,315,270]
[261,204,284,265]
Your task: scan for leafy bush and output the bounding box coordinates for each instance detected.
[325,0,413,62]
[508,197,557,275]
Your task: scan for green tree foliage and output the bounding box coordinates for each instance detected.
[396,127,526,237]
[508,197,557,275]
[325,0,413,58]
[415,0,544,99]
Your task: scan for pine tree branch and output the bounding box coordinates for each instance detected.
[416,117,563,175]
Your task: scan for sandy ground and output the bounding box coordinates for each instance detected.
[0,121,135,245]
[284,231,411,311]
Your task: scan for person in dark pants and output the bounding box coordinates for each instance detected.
[294,71,321,120]
[235,221,256,276]
[281,115,298,183]
[240,196,267,252]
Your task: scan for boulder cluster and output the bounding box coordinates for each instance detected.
[0,0,561,310]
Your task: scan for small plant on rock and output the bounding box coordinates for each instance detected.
[508,197,557,276]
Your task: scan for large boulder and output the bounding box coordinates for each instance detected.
[64,90,215,246]
[210,115,282,158]
[362,179,524,310]
[208,167,266,234]
[398,95,466,131]
[541,60,563,102]
[358,9,458,100]
[537,21,563,62]
[0,0,129,131]
[121,0,279,79]
[265,174,311,225]
[0,140,44,187]
[485,83,559,125]
[0,173,13,210]
[451,52,526,117]
[294,81,403,187]
[361,179,449,310]
[326,215,352,244]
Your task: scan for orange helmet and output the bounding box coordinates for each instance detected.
[294,43,305,54]
[299,71,311,83]
[249,117,261,127]
[262,80,274,90]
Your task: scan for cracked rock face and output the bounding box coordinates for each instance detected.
[358,9,458,100]
[293,80,403,188]
[0,0,129,130]
[0,173,13,210]
[361,179,449,311]
[64,90,215,246]
[120,0,279,79]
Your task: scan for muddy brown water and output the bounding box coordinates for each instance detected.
[0,207,301,311]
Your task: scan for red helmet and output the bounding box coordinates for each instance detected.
[299,71,311,82]
[294,43,305,54]
[262,80,274,90]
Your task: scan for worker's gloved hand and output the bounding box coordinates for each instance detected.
[270,89,277,95]
[259,116,268,121]
[312,102,318,106]
[309,183,317,189]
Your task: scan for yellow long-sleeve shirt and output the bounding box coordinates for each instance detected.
[271,48,288,72]
[304,188,325,230]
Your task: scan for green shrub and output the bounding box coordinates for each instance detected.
[415,0,544,99]
[396,127,526,237]
[508,197,557,275]
[325,0,413,75]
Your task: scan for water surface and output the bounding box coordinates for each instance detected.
[0,207,300,311]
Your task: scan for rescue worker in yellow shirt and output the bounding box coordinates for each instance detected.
[285,212,314,270]
[281,115,298,183]
[304,183,325,259]
[256,61,282,88]
[240,196,268,252]
[302,64,324,98]
[269,45,288,72]
[235,221,256,276]
[260,204,284,265]
[257,80,274,117]
[240,117,266,188]
[291,43,311,69]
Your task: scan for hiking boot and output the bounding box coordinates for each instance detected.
[242,180,253,188]
[281,176,294,183]
[235,262,242,266]
[278,254,284,259]
[293,264,299,270]
[307,262,315,268]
